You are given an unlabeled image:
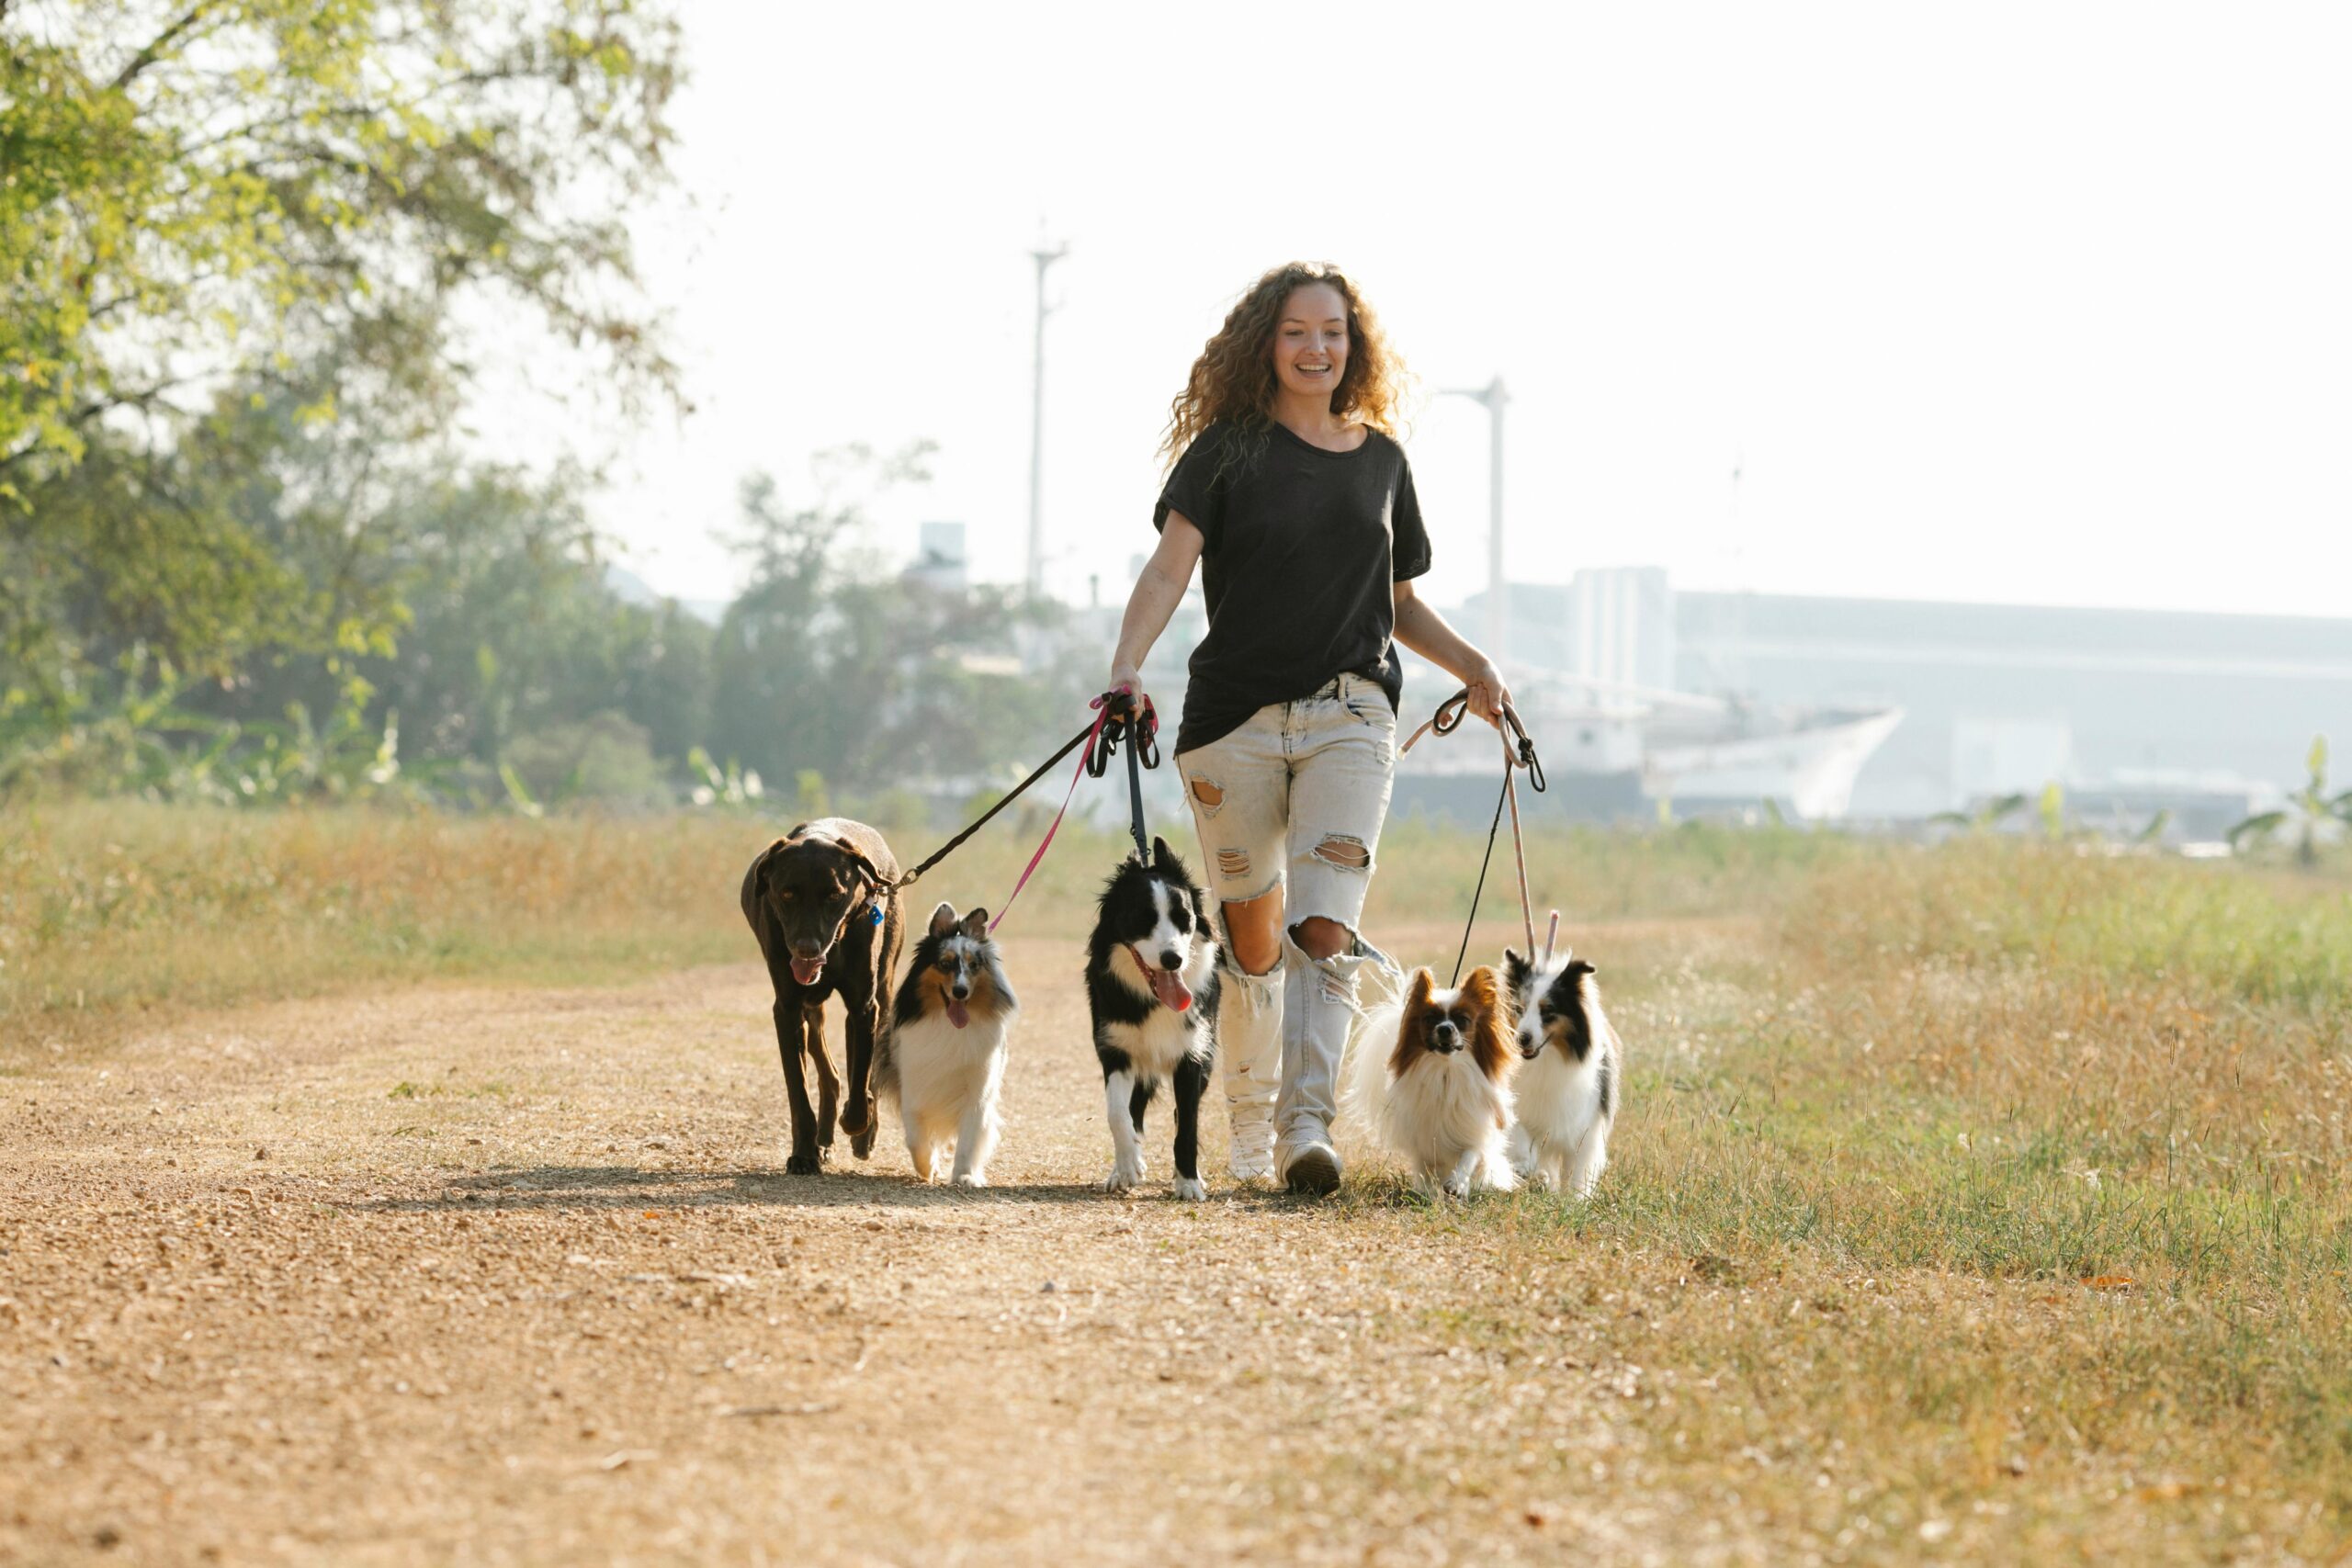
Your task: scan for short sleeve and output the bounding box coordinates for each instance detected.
[1391,450,1431,581]
[1153,425,1227,550]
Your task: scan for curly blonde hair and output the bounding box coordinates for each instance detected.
[1159,261,1411,472]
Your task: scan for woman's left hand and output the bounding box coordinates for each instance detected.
[1464,660,1513,728]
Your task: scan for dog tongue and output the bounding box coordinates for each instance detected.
[947,998,970,1030]
[1148,967,1193,1012]
[790,955,824,986]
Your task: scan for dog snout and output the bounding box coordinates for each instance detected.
[1159,948,1182,972]
[1432,1022,1461,1052]
[950,982,971,1000]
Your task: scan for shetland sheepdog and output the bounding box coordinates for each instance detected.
[1085,836,1222,1200]
[1342,965,1518,1197]
[874,902,1018,1187]
[1501,946,1618,1197]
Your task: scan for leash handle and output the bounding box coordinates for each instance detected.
[1400,688,1545,792]
[1415,685,1548,987]
[1091,686,1157,863]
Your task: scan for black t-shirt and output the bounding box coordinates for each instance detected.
[1153,419,1432,757]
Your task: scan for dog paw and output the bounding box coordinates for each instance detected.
[1170,1176,1207,1201]
[952,1171,987,1190]
[1442,1178,1470,1200]
[840,1101,873,1138]
[784,1153,821,1176]
[850,1125,875,1161]
[1098,1161,1143,1193]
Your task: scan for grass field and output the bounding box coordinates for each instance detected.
[4,802,2349,1562]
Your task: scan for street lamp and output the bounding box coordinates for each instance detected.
[1442,376,1509,660]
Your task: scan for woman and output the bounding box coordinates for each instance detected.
[1106,261,1512,1194]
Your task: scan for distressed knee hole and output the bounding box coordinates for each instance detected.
[1216,848,1250,878]
[1311,834,1371,870]
[1189,778,1224,808]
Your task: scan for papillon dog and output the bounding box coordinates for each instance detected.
[1501,945,1618,1197]
[875,902,1018,1187]
[1343,965,1518,1197]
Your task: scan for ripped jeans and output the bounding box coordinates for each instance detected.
[1175,672,1402,1154]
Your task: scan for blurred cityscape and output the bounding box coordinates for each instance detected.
[802,522,2350,841]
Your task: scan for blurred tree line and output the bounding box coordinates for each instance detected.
[2,2,1088,814]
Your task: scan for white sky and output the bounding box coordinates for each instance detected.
[559,1,2352,620]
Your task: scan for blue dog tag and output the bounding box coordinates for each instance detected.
[868,904,885,926]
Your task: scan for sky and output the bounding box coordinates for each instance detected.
[526,2,2352,622]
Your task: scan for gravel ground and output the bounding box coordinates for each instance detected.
[0,933,1749,1567]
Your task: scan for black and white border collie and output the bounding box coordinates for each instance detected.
[1086,836,1221,1200]
[876,902,1018,1187]
[1501,947,1619,1197]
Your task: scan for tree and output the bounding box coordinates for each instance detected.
[2,0,681,488]
[708,447,1086,797]
[2,0,681,717]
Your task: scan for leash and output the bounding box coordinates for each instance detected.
[983,688,1159,935]
[893,711,1110,895]
[1089,688,1159,862]
[1401,688,1546,986]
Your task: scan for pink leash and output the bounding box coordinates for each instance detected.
[988,702,1113,934]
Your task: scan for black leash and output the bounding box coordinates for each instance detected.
[894,689,1161,893]
[893,716,1101,891]
[1411,690,1546,987]
[1090,689,1159,860]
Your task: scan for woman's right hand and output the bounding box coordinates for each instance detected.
[1105,661,1150,723]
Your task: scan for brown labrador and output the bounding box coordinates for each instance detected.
[741,818,905,1173]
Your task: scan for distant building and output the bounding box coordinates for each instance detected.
[906,521,968,592]
[1459,576,2351,827]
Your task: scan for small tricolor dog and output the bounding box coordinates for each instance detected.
[1085,836,1222,1200]
[875,902,1018,1187]
[1346,965,1519,1197]
[1501,946,1618,1196]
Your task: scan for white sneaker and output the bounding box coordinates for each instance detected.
[1229,1107,1276,1181]
[1276,1132,1342,1196]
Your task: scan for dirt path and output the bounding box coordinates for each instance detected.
[1,934,1740,1566]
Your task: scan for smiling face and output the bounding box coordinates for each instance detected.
[1268,281,1351,404]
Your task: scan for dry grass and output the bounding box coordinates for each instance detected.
[4,805,2351,1562]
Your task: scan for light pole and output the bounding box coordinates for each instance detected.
[1442,376,1510,660]
[1024,241,1069,603]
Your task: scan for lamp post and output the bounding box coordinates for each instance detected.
[1024,241,1069,603]
[1441,376,1510,660]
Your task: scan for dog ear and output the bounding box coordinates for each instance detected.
[960,908,989,940]
[929,901,958,938]
[1461,964,1500,1013]
[1502,946,1529,991]
[1551,960,1595,1007]
[1151,834,1176,871]
[742,839,787,927]
[1405,966,1435,1012]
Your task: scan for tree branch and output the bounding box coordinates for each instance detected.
[110,1,224,91]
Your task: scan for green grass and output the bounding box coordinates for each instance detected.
[1330,838,2352,1551]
